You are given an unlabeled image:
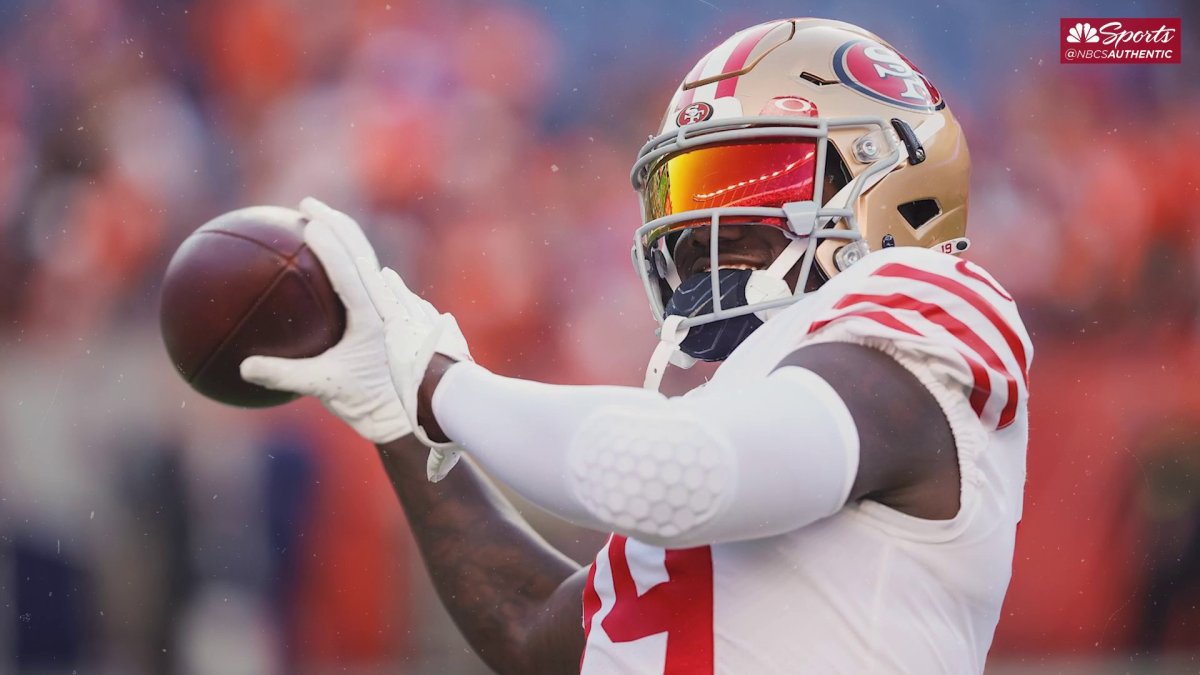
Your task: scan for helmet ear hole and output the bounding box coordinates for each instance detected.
[897,198,941,229]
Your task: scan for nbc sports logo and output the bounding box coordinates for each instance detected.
[1059,17,1181,63]
[1065,22,1100,43]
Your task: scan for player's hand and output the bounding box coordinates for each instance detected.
[239,197,411,444]
[358,261,473,482]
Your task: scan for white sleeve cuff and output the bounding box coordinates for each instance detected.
[432,362,860,547]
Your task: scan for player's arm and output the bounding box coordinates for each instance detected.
[237,200,589,672]
[774,341,959,520]
[415,343,952,549]
[388,250,1033,550]
[375,433,587,675]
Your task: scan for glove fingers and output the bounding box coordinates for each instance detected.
[300,197,380,268]
[381,267,431,319]
[412,293,440,321]
[240,355,323,397]
[357,256,406,323]
[304,221,372,312]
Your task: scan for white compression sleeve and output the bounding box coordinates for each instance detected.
[432,362,860,548]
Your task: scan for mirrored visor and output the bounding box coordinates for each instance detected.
[641,138,819,226]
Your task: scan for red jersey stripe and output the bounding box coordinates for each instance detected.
[808,308,923,337]
[715,22,784,98]
[833,292,1018,427]
[955,259,1013,302]
[875,263,1029,386]
[810,305,992,417]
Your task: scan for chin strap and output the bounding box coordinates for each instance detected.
[644,315,695,391]
[768,236,808,276]
[746,237,806,321]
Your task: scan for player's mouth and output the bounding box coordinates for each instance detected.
[690,259,768,276]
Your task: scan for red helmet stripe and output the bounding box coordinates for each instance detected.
[676,51,713,109]
[677,84,697,110]
[686,50,714,83]
[715,21,786,98]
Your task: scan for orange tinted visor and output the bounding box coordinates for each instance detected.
[642,138,818,235]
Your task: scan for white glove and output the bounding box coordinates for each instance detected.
[239,197,411,444]
[358,262,473,482]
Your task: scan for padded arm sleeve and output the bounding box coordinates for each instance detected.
[432,362,859,548]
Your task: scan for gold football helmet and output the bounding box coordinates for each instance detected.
[631,18,971,334]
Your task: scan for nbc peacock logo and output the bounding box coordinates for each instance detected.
[1065,22,1100,43]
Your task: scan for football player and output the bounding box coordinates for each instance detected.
[242,19,1032,674]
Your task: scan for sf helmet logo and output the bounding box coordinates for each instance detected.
[832,39,943,112]
[676,101,714,127]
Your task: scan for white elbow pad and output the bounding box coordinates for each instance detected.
[567,367,858,547]
[567,407,734,543]
[436,361,857,547]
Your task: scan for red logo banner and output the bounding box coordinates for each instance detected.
[1060,18,1181,64]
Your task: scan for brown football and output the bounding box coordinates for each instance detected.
[160,206,347,407]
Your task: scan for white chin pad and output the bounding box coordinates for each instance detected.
[746,270,792,321]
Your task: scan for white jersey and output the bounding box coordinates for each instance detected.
[579,247,1032,674]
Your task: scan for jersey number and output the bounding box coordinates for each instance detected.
[601,535,715,674]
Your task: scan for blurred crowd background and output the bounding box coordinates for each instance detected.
[0,0,1198,673]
